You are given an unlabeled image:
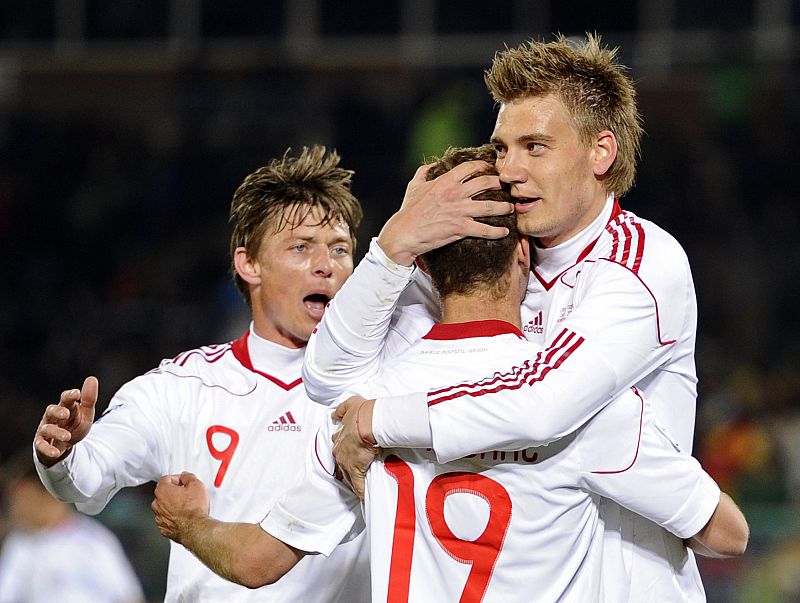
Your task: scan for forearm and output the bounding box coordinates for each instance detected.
[181,517,303,589]
[33,440,119,513]
[687,492,749,558]
[303,239,418,405]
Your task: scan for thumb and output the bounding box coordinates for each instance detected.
[333,395,363,421]
[179,472,199,486]
[81,376,99,409]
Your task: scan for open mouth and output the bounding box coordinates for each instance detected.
[303,293,331,318]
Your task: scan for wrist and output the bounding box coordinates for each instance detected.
[376,236,416,267]
[377,218,417,267]
[356,400,378,447]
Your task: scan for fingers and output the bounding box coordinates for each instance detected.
[36,419,72,444]
[179,471,199,486]
[442,160,494,184]
[80,376,99,410]
[333,396,364,422]
[33,431,66,460]
[458,174,502,200]
[59,388,81,410]
[461,219,511,241]
[43,402,71,425]
[155,474,182,492]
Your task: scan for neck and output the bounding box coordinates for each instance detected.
[537,191,609,249]
[441,291,521,329]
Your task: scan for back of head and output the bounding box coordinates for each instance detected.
[485,33,643,196]
[420,145,518,300]
[228,145,363,306]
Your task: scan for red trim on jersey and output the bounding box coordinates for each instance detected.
[427,328,584,407]
[591,387,644,474]
[230,332,303,391]
[174,344,229,366]
[604,212,646,276]
[590,258,677,346]
[314,429,336,478]
[423,320,524,341]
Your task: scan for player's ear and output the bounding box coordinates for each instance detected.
[592,130,617,179]
[517,235,531,273]
[233,247,261,286]
[415,256,429,274]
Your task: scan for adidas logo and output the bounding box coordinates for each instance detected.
[523,310,544,334]
[268,410,302,432]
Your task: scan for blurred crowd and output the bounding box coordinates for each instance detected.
[0,49,798,603]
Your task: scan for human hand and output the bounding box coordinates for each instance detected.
[151,472,211,544]
[377,160,512,266]
[332,396,380,500]
[33,376,99,467]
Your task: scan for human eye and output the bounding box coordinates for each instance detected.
[527,142,544,153]
[292,243,307,253]
[331,245,350,256]
[492,143,507,158]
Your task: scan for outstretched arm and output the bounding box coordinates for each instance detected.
[152,473,304,589]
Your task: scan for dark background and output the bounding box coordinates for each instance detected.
[0,1,798,600]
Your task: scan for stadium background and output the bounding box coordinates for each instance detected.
[0,1,798,600]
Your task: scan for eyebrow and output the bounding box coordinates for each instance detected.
[490,132,556,145]
[289,232,352,245]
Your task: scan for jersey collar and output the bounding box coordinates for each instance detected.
[531,194,621,290]
[423,320,524,340]
[231,327,304,391]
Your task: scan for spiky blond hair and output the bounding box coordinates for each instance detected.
[485,33,643,196]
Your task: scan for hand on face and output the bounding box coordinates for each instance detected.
[151,472,210,544]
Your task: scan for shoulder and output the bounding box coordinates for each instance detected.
[113,339,252,403]
[594,209,692,284]
[159,340,236,372]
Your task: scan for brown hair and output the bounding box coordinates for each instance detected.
[485,33,643,196]
[229,145,363,305]
[421,144,518,300]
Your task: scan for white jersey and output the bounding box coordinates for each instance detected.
[276,321,718,602]
[0,514,144,603]
[303,195,704,602]
[35,326,369,603]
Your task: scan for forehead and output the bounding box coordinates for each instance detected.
[492,94,577,139]
[269,204,351,240]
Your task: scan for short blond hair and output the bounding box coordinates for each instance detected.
[229,145,362,306]
[485,33,643,196]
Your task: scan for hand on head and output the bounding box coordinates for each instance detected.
[378,160,512,267]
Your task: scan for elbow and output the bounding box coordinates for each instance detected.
[232,556,284,589]
[728,523,750,558]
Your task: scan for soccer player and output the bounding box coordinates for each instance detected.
[149,146,747,602]
[304,35,712,602]
[0,448,145,603]
[31,146,370,602]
